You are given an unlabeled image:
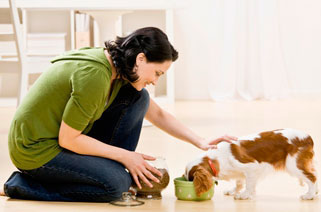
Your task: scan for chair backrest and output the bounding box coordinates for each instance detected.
[8,0,24,64]
[0,0,24,105]
[0,0,24,63]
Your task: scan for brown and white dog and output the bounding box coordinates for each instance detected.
[184,129,318,200]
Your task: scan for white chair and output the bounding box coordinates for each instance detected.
[0,0,25,106]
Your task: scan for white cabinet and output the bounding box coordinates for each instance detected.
[0,0,176,106]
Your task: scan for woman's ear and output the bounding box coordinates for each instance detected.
[136,52,146,65]
[193,166,213,197]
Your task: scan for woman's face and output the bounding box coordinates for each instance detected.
[130,53,172,91]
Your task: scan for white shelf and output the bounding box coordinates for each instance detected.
[24,56,52,74]
[0,0,175,105]
[26,33,67,53]
[0,32,14,41]
[0,52,17,57]
[0,97,17,107]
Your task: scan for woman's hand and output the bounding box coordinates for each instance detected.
[121,151,163,189]
[196,135,238,150]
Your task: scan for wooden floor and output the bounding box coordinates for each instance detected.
[1,98,321,212]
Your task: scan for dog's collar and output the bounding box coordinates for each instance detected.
[208,158,218,177]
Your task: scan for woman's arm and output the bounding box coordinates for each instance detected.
[58,121,162,189]
[145,99,237,150]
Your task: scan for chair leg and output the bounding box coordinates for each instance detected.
[18,70,28,105]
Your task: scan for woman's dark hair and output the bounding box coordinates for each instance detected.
[105,27,178,82]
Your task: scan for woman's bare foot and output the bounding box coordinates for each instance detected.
[0,186,6,196]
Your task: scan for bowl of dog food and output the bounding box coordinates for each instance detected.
[174,177,217,201]
[132,157,170,200]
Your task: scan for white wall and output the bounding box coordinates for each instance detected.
[173,0,321,100]
[173,0,214,100]
[279,0,321,95]
[1,0,321,100]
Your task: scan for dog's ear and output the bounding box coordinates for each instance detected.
[193,165,213,197]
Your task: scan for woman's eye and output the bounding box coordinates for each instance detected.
[156,72,161,77]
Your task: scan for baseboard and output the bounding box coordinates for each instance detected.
[290,90,321,99]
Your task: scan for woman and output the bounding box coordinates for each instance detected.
[1,27,236,202]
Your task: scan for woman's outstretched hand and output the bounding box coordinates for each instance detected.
[197,135,238,150]
[121,151,163,189]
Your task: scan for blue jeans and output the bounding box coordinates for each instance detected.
[4,84,150,202]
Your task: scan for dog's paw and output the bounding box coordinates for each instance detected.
[234,191,253,200]
[300,193,316,200]
[224,189,236,196]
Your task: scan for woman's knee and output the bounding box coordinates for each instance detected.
[134,88,150,113]
[102,172,132,199]
[140,88,150,104]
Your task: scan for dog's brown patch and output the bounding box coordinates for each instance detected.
[193,165,213,196]
[295,136,316,183]
[188,157,220,196]
[231,131,294,170]
[230,144,256,163]
[188,166,198,181]
[188,157,220,181]
[231,130,316,179]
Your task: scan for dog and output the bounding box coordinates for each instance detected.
[184,129,318,200]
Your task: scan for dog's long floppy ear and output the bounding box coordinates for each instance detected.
[193,165,213,197]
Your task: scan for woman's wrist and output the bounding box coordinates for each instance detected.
[191,136,205,148]
[113,148,130,164]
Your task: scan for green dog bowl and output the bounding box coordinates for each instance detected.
[174,177,216,201]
